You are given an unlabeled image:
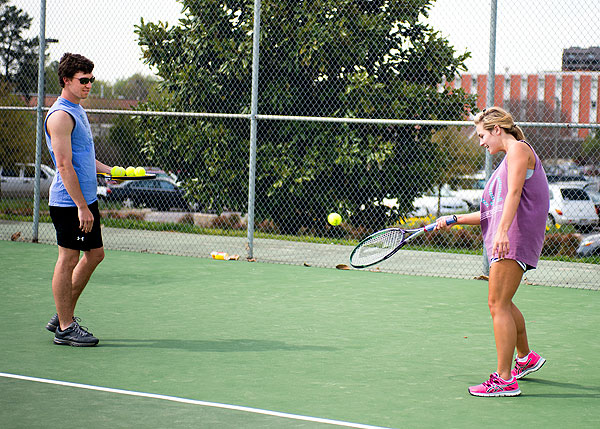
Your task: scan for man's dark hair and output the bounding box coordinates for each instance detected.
[58,53,94,88]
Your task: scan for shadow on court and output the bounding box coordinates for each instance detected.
[520,378,600,398]
[100,338,338,352]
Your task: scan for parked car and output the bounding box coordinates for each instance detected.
[583,183,600,217]
[412,187,469,217]
[546,174,587,185]
[144,167,178,184]
[106,177,192,211]
[97,174,109,200]
[547,184,598,232]
[576,233,600,257]
[585,189,600,217]
[451,174,486,210]
[0,163,55,198]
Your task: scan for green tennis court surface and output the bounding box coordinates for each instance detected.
[1,240,598,428]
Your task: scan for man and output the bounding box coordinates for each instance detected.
[44,53,112,346]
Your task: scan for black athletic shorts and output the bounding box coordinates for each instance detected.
[49,201,103,251]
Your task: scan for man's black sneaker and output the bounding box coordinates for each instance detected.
[46,315,90,334]
[54,321,99,347]
[46,313,59,332]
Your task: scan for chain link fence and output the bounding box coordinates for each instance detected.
[1,0,599,288]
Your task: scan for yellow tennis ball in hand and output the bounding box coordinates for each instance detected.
[135,167,146,177]
[125,166,136,177]
[328,212,342,226]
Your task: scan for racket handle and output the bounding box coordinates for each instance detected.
[424,214,457,232]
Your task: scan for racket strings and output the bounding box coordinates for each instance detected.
[352,229,405,266]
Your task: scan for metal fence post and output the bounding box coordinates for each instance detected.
[482,0,498,276]
[32,0,48,243]
[246,0,262,260]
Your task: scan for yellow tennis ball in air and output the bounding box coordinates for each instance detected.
[135,166,146,177]
[125,166,136,176]
[328,212,342,226]
[112,166,125,176]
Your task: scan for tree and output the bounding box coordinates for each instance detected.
[431,127,483,181]
[581,132,600,166]
[0,1,35,85]
[105,114,145,167]
[112,73,158,100]
[12,36,39,99]
[0,0,32,77]
[44,60,62,95]
[0,79,36,166]
[429,126,483,215]
[135,0,477,233]
[1,1,58,100]
[85,73,159,100]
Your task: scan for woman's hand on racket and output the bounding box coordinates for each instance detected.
[435,215,457,231]
[435,211,482,231]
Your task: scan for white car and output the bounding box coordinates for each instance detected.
[411,187,469,217]
[548,184,598,232]
[0,163,55,198]
[97,175,109,200]
[452,174,487,210]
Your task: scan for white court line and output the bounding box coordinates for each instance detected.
[0,372,393,429]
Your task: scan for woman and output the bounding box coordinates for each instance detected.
[436,107,549,397]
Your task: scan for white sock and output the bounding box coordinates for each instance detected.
[516,353,530,363]
[499,374,515,382]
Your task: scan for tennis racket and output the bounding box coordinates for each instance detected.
[97,172,156,181]
[349,215,457,268]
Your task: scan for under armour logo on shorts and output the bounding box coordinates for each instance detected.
[76,236,85,241]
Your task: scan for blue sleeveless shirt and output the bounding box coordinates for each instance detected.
[44,97,97,207]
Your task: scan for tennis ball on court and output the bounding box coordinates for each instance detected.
[328,212,342,226]
[111,166,125,176]
[125,166,136,176]
[135,166,146,177]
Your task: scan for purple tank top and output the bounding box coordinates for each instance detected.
[480,142,549,268]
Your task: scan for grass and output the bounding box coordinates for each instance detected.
[1,198,597,264]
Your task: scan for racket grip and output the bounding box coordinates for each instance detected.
[425,214,457,232]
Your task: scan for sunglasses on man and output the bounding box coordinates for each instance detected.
[73,76,95,85]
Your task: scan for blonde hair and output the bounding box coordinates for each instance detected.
[474,106,525,141]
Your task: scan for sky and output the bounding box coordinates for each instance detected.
[15,0,600,83]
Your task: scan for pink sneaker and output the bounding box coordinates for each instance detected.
[511,351,546,379]
[468,373,521,397]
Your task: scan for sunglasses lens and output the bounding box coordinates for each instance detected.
[78,77,95,84]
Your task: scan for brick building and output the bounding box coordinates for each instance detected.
[448,72,600,141]
[562,46,600,72]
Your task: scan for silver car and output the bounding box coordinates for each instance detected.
[0,163,55,198]
[577,233,600,257]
